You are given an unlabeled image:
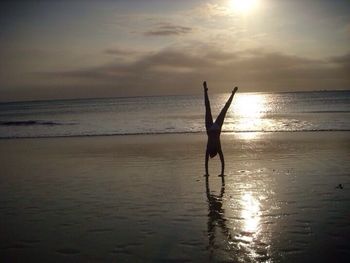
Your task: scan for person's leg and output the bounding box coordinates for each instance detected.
[205,149,210,176]
[218,149,225,176]
[204,81,213,131]
[215,87,238,128]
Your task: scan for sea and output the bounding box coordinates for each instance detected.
[0,90,349,139]
[1,91,350,262]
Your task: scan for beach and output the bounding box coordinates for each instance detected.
[1,131,349,262]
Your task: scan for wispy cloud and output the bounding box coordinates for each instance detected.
[344,23,350,35]
[144,23,193,36]
[104,47,138,56]
[330,53,350,73]
[192,3,233,19]
[103,47,150,60]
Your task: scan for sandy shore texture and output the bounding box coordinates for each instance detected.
[1,132,350,262]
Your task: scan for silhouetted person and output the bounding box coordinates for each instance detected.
[204,81,238,176]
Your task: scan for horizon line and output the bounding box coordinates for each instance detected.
[0,89,349,105]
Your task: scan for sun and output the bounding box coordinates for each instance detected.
[229,0,259,13]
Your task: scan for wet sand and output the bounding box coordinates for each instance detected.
[1,132,350,262]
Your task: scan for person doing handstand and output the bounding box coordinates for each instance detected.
[204,81,238,177]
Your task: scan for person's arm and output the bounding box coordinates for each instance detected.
[218,150,225,176]
[205,149,209,176]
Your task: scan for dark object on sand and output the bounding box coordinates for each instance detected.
[336,184,343,189]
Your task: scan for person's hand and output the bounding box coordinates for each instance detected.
[232,86,238,94]
[203,81,208,91]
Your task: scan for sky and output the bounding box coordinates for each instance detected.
[0,0,350,101]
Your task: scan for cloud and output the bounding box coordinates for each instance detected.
[144,23,193,36]
[103,47,150,61]
[330,53,350,66]
[43,46,350,98]
[346,23,350,35]
[193,3,233,19]
[104,47,139,56]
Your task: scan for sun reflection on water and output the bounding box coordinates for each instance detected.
[236,191,266,261]
[235,94,266,118]
[231,93,270,139]
[205,174,271,262]
[241,192,261,235]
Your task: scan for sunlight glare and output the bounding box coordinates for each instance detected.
[229,0,259,13]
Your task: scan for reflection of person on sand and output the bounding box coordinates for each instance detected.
[205,176,232,259]
[204,81,238,176]
[205,177,262,262]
